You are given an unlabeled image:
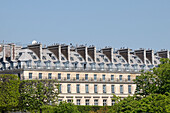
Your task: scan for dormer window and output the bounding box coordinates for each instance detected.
[114,59,117,62]
[137,60,141,63]
[51,56,56,60]
[154,60,157,64]
[146,60,149,64]
[61,56,65,60]
[130,59,133,63]
[96,58,100,62]
[78,57,83,61]
[42,56,46,60]
[104,58,108,62]
[70,57,74,61]
[88,57,91,61]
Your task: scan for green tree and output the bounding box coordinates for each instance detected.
[54,101,80,113]
[19,80,59,113]
[0,74,20,113]
[135,58,170,97]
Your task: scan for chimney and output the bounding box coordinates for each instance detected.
[118,48,131,63]
[61,45,70,61]
[134,49,146,64]
[157,50,169,59]
[87,46,96,62]
[146,50,154,64]
[10,44,15,61]
[102,48,113,63]
[28,44,42,60]
[48,45,61,61]
[76,46,88,62]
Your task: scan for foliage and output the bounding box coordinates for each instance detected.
[19,80,59,112]
[134,58,170,97]
[77,106,111,113]
[109,93,170,113]
[0,74,20,112]
[54,101,80,113]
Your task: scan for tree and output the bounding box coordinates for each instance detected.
[0,74,20,113]
[134,58,170,96]
[54,101,80,113]
[19,80,59,113]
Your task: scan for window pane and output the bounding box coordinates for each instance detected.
[94,85,97,93]
[103,100,107,106]
[76,74,79,80]
[85,84,89,93]
[67,84,71,93]
[67,74,70,80]
[103,85,106,93]
[94,100,98,106]
[111,75,114,81]
[48,73,52,79]
[102,75,105,81]
[58,73,61,80]
[128,85,131,94]
[77,84,80,93]
[119,75,122,81]
[111,85,115,93]
[77,99,80,105]
[29,73,32,80]
[120,85,123,94]
[85,74,88,80]
[94,74,97,81]
[59,84,62,93]
[128,75,131,81]
[39,73,42,79]
[85,100,89,105]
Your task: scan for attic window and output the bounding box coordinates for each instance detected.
[70,57,74,61]
[48,53,52,57]
[88,57,91,61]
[104,58,108,62]
[42,56,46,60]
[130,59,133,63]
[78,57,83,61]
[114,59,117,62]
[121,59,125,63]
[32,55,36,59]
[96,58,100,62]
[61,56,65,60]
[51,56,56,60]
[137,60,141,63]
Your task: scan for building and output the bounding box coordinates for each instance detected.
[0,42,169,106]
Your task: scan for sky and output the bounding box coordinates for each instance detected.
[0,0,170,51]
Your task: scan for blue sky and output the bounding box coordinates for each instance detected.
[0,0,170,50]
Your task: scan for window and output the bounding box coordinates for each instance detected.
[103,100,107,106]
[29,73,32,80]
[112,100,115,106]
[94,85,97,93]
[120,85,123,94]
[102,75,105,81]
[103,85,106,93]
[67,99,72,103]
[128,75,131,82]
[61,56,65,60]
[39,73,42,79]
[67,74,70,80]
[77,84,80,93]
[128,85,131,94]
[114,59,117,62]
[67,84,71,93]
[85,74,88,81]
[94,74,97,81]
[76,74,79,80]
[104,58,108,62]
[111,85,115,93]
[70,57,74,61]
[94,100,98,106]
[119,75,122,82]
[111,75,114,81]
[58,73,61,80]
[85,84,89,93]
[85,100,89,105]
[48,73,52,79]
[88,57,91,61]
[130,59,133,63]
[77,99,80,105]
[58,99,62,104]
[96,58,100,62]
[59,84,62,93]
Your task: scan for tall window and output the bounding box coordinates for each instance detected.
[67,74,70,80]
[94,74,97,81]
[77,84,80,93]
[120,85,123,94]
[39,73,42,79]
[102,75,105,81]
[103,85,106,93]
[112,100,115,106]
[94,100,98,106]
[85,74,88,81]
[103,100,107,106]
[58,73,61,80]
[48,73,52,79]
[59,84,62,93]
[29,73,32,80]
[77,99,80,105]
[85,99,89,105]
[119,75,122,82]
[111,75,114,81]
[128,85,131,94]
[111,85,115,93]
[67,84,71,93]
[94,85,97,93]
[76,74,79,80]
[85,84,89,93]
[128,75,131,82]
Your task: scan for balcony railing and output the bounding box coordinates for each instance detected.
[0,65,151,73]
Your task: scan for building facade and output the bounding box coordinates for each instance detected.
[0,42,169,106]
